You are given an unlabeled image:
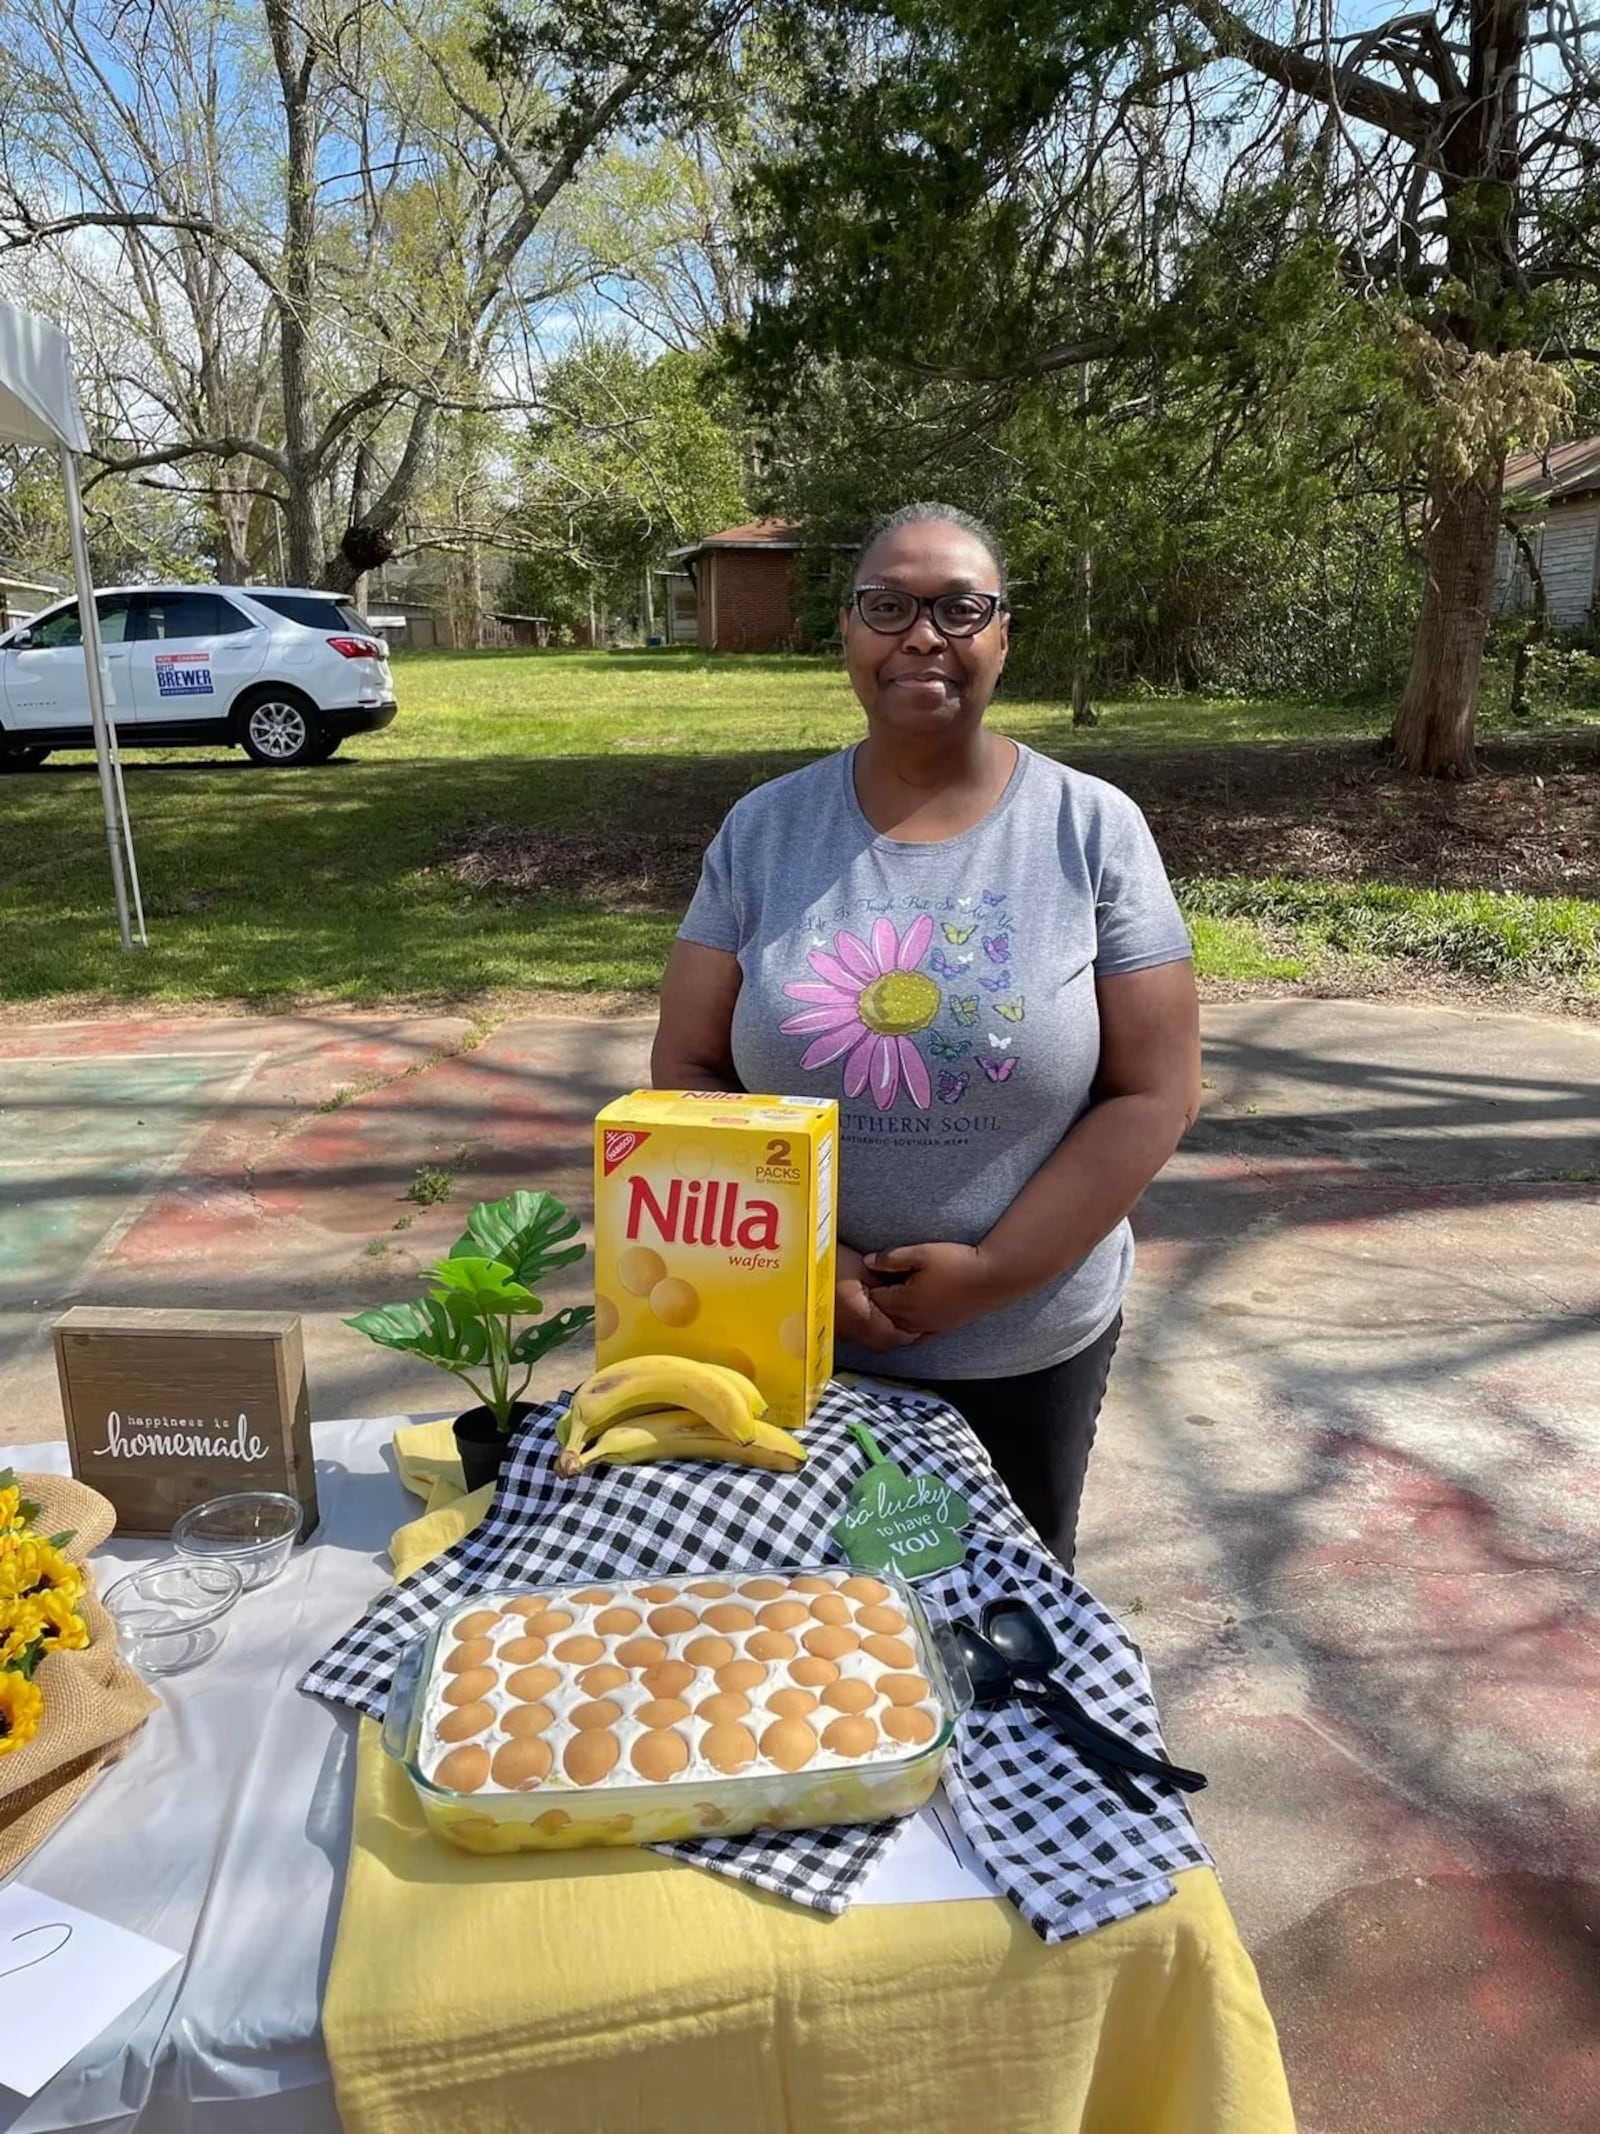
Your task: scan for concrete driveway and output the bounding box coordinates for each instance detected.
[2,996,1597,2132]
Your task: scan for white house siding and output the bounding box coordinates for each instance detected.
[1494,498,1600,626]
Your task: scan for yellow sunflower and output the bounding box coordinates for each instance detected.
[0,1537,83,1606]
[33,1588,88,1653]
[0,1667,44,1755]
[0,1598,45,1668]
[0,1481,21,1533]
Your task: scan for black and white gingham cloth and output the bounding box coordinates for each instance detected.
[301,1383,1208,1942]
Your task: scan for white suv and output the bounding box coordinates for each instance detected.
[0,584,398,769]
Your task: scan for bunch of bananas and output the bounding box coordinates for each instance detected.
[556,1355,807,1477]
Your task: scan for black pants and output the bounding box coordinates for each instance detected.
[882,1312,1122,1573]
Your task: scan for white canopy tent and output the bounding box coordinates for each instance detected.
[0,294,144,947]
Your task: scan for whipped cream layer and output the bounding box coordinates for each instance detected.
[418,1568,945,1796]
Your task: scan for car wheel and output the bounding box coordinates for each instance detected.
[237,689,325,767]
[0,744,51,772]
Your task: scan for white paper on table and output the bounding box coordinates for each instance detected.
[858,1790,1001,1906]
[0,1883,181,2098]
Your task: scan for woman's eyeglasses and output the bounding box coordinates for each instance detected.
[849,587,1006,639]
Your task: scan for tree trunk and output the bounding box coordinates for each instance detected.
[1388,468,1504,777]
[264,0,321,585]
[346,443,373,613]
[1071,540,1096,727]
[280,473,322,587]
[211,486,252,583]
[1506,519,1547,719]
[322,399,438,593]
[1072,259,1096,726]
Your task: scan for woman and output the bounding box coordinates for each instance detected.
[652,503,1200,1569]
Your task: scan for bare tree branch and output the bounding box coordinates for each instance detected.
[83,436,292,489]
[0,207,284,299]
[1182,0,1435,145]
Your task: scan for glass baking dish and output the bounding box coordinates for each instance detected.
[381,1562,969,1855]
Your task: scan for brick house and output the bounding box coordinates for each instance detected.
[670,520,804,651]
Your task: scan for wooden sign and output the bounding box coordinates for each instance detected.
[52,1308,318,1539]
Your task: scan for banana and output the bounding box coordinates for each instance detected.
[686,1359,768,1422]
[566,1353,767,1456]
[563,1406,806,1477]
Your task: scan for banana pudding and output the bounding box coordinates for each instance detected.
[385,1565,959,1853]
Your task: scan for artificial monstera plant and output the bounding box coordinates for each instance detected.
[347,1190,594,1434]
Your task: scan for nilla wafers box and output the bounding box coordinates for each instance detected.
[593,1091,838,1429]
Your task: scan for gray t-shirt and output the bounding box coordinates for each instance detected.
[677,741,1191,1378]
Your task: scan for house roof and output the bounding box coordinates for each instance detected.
[0,554,68,594]
[1503,437,1600,508]
[699,518,803,548]
[668,518,803,560]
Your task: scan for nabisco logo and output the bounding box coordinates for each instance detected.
[625,1175,779,1251]
[602,1128,649,1177]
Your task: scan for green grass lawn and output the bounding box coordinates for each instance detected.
[2,649,1595,1008]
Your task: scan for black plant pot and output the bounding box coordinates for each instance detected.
[452,1402,535,1494]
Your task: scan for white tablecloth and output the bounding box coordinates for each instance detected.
[2,1422,413,2134]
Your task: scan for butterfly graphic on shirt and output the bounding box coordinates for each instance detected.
[987,1032,1012,1051]
[930,947,973,979]
[982,932,1011,965]
[979,972,1011,993]
[937,1070,970,1104]
[947,996,979,1026]
[979,1056,1018,1083]
[982,889,1007,908]
[928,1031,969,1061]
[994,997,1025,1023]
[941,921,977,945]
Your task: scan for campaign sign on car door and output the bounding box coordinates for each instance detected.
[154,652,213,697]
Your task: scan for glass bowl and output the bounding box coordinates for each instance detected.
[172,1491,304,1590]
[103,1558,244,1677]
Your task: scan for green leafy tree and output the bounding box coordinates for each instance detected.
[738,1,1599,774]
[758,221,1420,705]
[514,337,749,621]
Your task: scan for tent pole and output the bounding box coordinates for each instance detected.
[106,696,147,944]
[60,444,141,950]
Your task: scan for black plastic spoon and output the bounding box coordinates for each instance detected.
[940,1618,1159,1813]
[981,1597,1208,1796]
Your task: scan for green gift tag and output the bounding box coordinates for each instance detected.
[832,1423,972,1580]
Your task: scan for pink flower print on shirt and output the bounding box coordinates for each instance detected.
[780,914,939,1110]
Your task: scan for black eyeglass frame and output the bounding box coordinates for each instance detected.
[848,586,1008,639]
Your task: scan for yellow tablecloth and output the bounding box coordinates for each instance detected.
[323,1426,1296,2134]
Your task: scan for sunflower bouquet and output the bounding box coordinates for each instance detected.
[0,1469,89,1758]
[0,1468,155,1873]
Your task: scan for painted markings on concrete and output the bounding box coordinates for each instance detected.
[0,1055,254,1301]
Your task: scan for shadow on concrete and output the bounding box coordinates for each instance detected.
[1090,1015,1600,2131]
[1261,1870,1600,2134]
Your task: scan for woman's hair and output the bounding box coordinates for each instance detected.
[850,502,1008,597]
